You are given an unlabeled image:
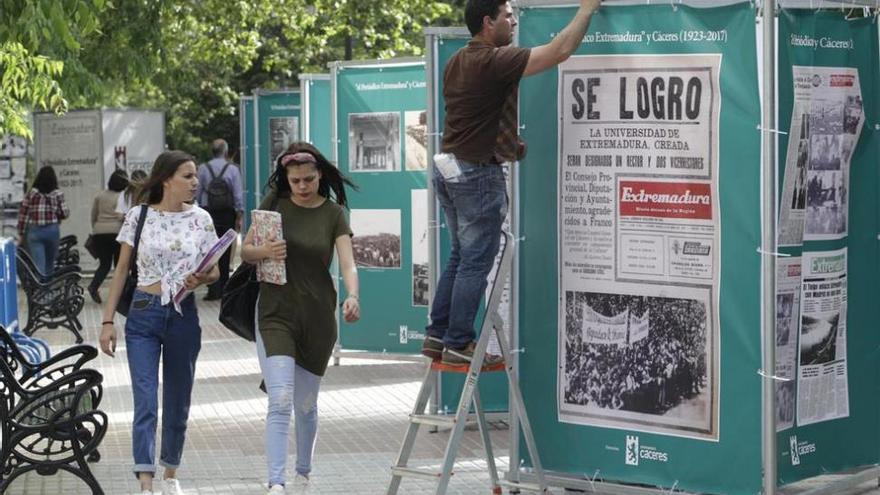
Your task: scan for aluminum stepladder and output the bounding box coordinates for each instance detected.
[387,230,548,494]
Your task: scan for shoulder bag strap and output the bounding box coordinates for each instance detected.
[129,205,149,279]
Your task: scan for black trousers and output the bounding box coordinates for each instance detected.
[206,209,237,297]
[89,234,120,292]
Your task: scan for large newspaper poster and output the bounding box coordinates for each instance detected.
[797,248,849,426]
[34,111,103,270]
[557,54,721,440]
[775,257,801,432]
[778,67,863,246]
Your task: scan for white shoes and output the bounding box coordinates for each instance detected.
[162,478,183,495]
[292,474,310,491]
[267,485,286,494]
[141,491,153,495]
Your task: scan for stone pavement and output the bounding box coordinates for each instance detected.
[6,287,880,495]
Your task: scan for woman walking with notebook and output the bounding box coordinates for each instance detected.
[98,150,220,495]
[240,142,360,494]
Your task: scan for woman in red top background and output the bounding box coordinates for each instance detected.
[17,166,70,276]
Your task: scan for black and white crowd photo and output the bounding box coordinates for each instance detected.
[351,209,402,269]
[560,290,715,438]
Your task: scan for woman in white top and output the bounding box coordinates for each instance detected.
[99,150,220,495]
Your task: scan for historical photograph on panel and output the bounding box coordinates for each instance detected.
[559,289,716,439]
[270,117,299,163]
[351,209,401,269]
[411,189,429,306]
[0,159,21,202]
[404,111,428,171]
[778,106,810,246]
[777,380,796,429]
[805,169,847,236]
[799,311,841,366]
[0,135,27,158]
[348,112,400,172]
[790,135,809,211]
[843,95,863,134]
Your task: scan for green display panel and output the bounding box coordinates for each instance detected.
[333,61,429,353]
[429,32,510,413]
[240,96,256,231]
[254,89,301,207]
[301,75,333,158]
[517,3,762,494]
[775,9,880,486]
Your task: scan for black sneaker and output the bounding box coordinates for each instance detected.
[420,336,444,360]
[441,341,503,367]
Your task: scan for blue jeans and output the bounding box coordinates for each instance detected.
[26,223,59,276]
[256,330,322,486]
[124,290,201,476]
[427,161,507,349]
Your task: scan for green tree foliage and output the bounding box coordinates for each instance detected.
[1,0,465,155]
[0,0,104,137]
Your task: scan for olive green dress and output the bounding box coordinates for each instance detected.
[257,192,352,376]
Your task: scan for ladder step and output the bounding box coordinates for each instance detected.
[409,414,457,427]
[430,360,506,373]
[497,479,545,492]
[391,466,451,480]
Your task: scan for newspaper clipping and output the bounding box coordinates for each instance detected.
[778,67,863,246]
[775,258,801,431]
[557,54,721,440]
[797,248,849,426]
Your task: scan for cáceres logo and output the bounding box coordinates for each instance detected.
[789,435,816,466]
[624,435,668,466]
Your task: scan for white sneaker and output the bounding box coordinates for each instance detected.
[267,485,286,494]
[141,491,153,495]
[161,478,183,495]
[292,474,310,492]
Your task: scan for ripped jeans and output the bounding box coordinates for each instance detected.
[256,330,322,487]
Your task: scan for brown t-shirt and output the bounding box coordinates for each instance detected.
[441,39,531,164]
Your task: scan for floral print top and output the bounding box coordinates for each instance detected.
[117,204,218,313]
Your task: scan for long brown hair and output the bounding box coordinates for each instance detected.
[136,150,195,205]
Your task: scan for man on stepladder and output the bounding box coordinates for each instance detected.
[423,0,601,366]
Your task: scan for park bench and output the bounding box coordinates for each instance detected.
[0,327,107,494]
[15,250,85,343]
[55,235,80,269]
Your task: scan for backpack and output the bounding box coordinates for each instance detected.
[204,162,234,211]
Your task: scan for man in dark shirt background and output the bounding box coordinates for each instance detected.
[424,0,601,365]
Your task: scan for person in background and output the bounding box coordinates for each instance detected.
[196,138,244,300]
[16,165,70,276]
[240,142,360,494]
[88,169,129,303]
[99,150,220,495]
[116,169,148,215]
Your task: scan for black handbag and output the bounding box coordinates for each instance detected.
[218,196,279,341]
[116,205,148,317]
[219,262,259,341]
[84,234,98,259]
